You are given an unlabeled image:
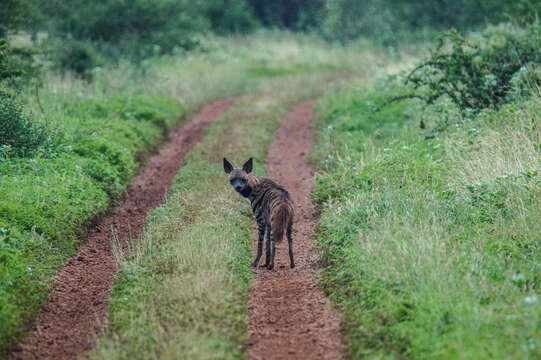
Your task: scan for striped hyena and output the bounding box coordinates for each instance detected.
[224,157,295,270]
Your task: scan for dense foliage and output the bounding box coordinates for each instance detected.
[41,0,208,57]
[320,0,541,44]
[247,0,325,30]
[0,39,39,86]
[37,0,259,61]
[408,24,541,113]
[0,0,39,37]
[4,0,539,58]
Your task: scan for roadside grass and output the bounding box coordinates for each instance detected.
[0,95,183,352]
[312,78,541,358]
[91,68,358,359]
[1,32,384,353]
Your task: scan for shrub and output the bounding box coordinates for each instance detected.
[0,38,41,87]
[407,24,541,113]
[204,0,259,33]
[319,0,541,45]
[0,90,55,158]
[0,40,13,81]
[55,40,103,80]
[42,0,212,59]
[0,0,39,38]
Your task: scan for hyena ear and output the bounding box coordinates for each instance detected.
[242,157,253,173]
[223,158,233,174]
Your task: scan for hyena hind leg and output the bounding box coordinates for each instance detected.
[268,227,276,270]
[287,222,294,269]
[252,220,265,268]
[263,224,271,268]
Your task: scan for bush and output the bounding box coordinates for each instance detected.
[55,40,103,79]
[0,90,55,157]
[204,0,259,33]
[41,0,261,63]
[319,0,541,45]
[0,38,41,87]
[247,0,324,30]
[42,0,213,59]
[0,40,13,81]
[407,24,541,113]
[0,0,39,38]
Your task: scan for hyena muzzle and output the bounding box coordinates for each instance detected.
[224,157,295,270]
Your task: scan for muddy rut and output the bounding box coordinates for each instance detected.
[10,98,237,360]
[248,101,343,360]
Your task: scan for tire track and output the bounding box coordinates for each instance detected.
[9,98,238,360]
[248,101,343,359]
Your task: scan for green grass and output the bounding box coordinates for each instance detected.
[312,78,541,358]
[0,94,184,352]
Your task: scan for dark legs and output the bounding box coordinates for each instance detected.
[252,220,265,267]
[268,230,276,270]
[256,222,294,270]
[264,224,271,268]
[287,222,294,268]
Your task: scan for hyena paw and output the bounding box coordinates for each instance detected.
[251,260,259,268]
[267,263,274,270]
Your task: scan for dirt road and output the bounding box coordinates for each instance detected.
[248,101,343,360]
[10,98,237,360]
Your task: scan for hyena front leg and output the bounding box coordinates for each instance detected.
[252,219,265,268]
[287,222,294,269]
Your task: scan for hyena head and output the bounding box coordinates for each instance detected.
[223,157,253,198]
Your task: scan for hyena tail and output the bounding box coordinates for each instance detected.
[272,202,291,243]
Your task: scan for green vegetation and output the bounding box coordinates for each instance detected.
[312,32,541,358]
[318,0,541,45]
[40,0,257,63]
[0,92,183,352]
[2,0,541,357]
[0,90,54,157]
[4,0,536,71]
[407,24,541,113]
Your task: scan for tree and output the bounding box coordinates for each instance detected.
[0,0,39,37]
[247,0,325,30]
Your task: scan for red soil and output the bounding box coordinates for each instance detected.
[248,101,343,359]
[9,98,237,360]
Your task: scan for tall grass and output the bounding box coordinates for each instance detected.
[28,32,382,115]
[313,78,541,358]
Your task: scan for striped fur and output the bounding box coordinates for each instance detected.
[224,157,295,270]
